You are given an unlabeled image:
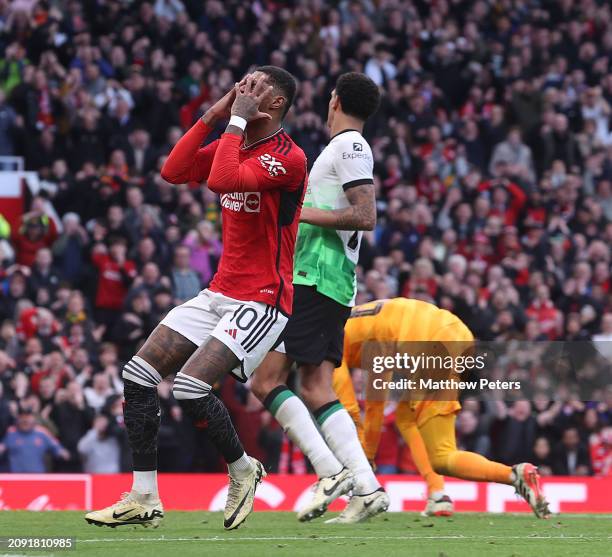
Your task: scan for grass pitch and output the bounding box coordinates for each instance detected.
[1,511,610,557]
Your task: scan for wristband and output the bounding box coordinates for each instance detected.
[228,115,247,130]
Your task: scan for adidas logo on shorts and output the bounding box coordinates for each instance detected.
[225,328,238,339]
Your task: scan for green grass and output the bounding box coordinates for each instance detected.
[0,511,610,557]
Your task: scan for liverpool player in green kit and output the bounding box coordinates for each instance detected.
[252,73,389,523]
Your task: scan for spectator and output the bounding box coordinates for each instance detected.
[30,350,72,394]
[0,407,69,473]
[83,373,115,412]
[111,290,156,360]
[489,128,535,184]
[52,213,87,285]
[171,245,202,304]
[532,437,553,477]
[77,414,121,473]
[0,381,12,441]
[590,426,612,477]
[125,129,157,176]
[493,401,538,465]
[593,313,612,358]
[28,248,60,295]
[456,409,490,457]
[525,285,563,339]
[0,89,20,159]
[11,214,58,267]
[182,221,221,287]
[91,237,137,331]
[50,381,93,472]
[552,427,592,476]
[0,0,609,476]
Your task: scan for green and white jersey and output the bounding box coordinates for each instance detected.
[293,129,374,307]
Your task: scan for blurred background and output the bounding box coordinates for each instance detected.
[0,0,610,480]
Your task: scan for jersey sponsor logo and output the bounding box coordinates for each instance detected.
[259,288,274,294]
[244,192,261,213]
[353,142,363,151]
[258,153,287,176]
[220,192,260,213]
[342,152,371,160]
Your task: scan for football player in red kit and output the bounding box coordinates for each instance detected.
[86,67,306,531]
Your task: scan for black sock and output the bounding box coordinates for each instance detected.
[179,394,245,463]
[123,379,160,471]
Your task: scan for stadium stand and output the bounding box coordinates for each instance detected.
[0,0,610,478]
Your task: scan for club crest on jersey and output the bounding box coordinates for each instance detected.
[258,153,287,176]
[220,192,260,213]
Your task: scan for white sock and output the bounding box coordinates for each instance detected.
[227,452,255,480]
[269,388,342,478]
[132,470,158,497]
[431,490,445,501]
[316,402,380,495]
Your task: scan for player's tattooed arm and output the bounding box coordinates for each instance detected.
[300,183,376,231]
[201,76,249,128]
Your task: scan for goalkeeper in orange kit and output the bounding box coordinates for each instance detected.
[333,297,551,518]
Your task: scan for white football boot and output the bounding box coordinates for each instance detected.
[297,467,355,521]
[325,488,389,524]
[85,492,164,528]
[223,457,267,530]
[421,494,454,517]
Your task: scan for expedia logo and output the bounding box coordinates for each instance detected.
[220,192,260,213]
[342,152,370,160]
[353,142,363,151]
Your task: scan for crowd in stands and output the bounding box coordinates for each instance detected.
[0,0,610,477]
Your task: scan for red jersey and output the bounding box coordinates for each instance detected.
[12,218,58,267]
[161,120,307,314]
[91,252,137,310]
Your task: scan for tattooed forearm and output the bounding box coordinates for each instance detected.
[300,184,376,231]
[336,184,376,230]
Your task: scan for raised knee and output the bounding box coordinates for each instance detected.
[172,371,211,401]
[122,356,162,388]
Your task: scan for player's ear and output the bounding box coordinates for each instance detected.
[269,94,286,113]
[331,95,341,112]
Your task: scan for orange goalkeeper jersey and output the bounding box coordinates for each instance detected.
[342,297,473,426]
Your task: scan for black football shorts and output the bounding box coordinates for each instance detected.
[274,285,351,366]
